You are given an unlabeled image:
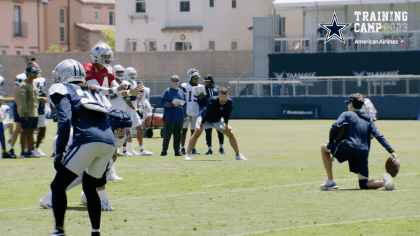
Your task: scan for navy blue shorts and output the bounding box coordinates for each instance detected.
[327,142,369,178]
[12,103,20,123]
[20,117,38,129]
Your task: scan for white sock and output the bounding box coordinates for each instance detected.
[123,146,127,152]
[25,148,28,152]
[208,146,212,150]
[128,142,133,151]
[92,229,100,233]
[220,144,223,149]
[35,148,39,152]
[182,146,184,149]
[140,146,144,151]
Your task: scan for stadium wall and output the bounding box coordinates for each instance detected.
[150,96,420,120]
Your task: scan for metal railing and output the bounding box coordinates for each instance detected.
[273,31,420,53]
[12,21,27,38]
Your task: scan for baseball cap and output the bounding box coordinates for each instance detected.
[204,75,213,82]
[344,96,364,106]
[171,75,180,82]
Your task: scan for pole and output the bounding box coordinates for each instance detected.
[37,0,40,52]
[67,0,70,51]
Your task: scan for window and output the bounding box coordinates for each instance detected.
[1,50,6,55]
[136,0,146,13]
[231,41,237,50]
[30,50,35,54]
[149,41,157,51]
[13,6,21,36]
[60,27,65,42]
[175,42,191,51]
[94,10,100,20]
[232,0,236,8]
[210,0,214,7]
[16,50,21,55]
[59,9,65,23]
[109,11,115,25]
[209,41,215,50]
[180,1,190,12]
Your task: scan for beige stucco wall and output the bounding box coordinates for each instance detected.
[0,50,252,96]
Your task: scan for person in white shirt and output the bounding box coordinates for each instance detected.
[180,69,205,155]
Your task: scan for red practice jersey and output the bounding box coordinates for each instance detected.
[83,62,115,89]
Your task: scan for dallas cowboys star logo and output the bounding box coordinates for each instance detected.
[319,12,350,44]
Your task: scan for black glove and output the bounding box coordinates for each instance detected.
[54,153,64,171]
[137,110,143,119]
[53,115,58,122]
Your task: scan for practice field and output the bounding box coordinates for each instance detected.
[0,120,419,236]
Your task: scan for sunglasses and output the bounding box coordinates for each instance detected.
[219,92,229,95]
[171,80,179,82]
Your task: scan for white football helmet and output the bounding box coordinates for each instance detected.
[91,43,114,67]
[113,65,125,80]
[52,59,86,83]
[187,69,200,81]
[124,67,137,81]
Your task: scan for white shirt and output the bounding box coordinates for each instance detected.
[181,83,201,116]
[0,104,9,123]
[109,80,128,111]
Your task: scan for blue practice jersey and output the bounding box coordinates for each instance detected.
[330,111,394,156]
[198,85,220,111]
[49,82,114,154]
[201,97,233,124]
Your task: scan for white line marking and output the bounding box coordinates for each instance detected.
[227,215,420,236]
[142,182,172,186]
[201,183,228,187]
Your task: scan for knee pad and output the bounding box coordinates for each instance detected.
[359,179,369,189]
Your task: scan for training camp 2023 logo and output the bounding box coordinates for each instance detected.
[319,11,408,45]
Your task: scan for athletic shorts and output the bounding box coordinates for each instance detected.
[327,142,369,178]
[195,116,229,131]
[183,116,198,129]
[131,112,142,128]
[12,103,19,123]
[37,114,47,128]
[20,117,38,129]
[62,142,115,178]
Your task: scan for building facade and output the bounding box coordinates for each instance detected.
[0,0,115,55]
[115,0,274,52]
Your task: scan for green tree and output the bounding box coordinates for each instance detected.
[101,28,115,51]
[45,45,67,52]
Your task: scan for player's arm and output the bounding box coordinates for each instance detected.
[50,93,72,156]
[370,121,395,154]
[222,101,234,126]
[13,83,20,110]
[328,113,348,143]
[124,97,136,110]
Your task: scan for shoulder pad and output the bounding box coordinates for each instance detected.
[83,62,94,72]
[106,66,113,74]
[48,83,69,96]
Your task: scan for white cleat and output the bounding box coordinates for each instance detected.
[39,192,52,209]
[31,150,41,158]
[383,173,394,191]
[139,149,153,156]
[107,173,123,182]
[80,191,87,205]
[130,150,140,156]
[184,154,191,161]
[235,153,247,160]
[122,151,133,156]
[38,148,47,156]
[319,179,338,191]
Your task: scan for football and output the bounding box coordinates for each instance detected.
[385,156,399,177]
[335,125,346,143]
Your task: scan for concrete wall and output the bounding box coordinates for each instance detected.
[0,50,252,96]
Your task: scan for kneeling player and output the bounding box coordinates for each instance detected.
[319,93,400,191]
[39,109,132,211]
[184,88,246,161]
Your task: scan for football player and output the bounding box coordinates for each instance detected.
[180,69,205,155]
[39,109,132,211]
[0,96,13,158]
[33,73,49,157]
[319,93,399,191]
[197,75,225,155]
[123,67,153,156]
[47,59,141,236]
[0,63,4,91]
[0,96,14,145]
[184,87,246,161]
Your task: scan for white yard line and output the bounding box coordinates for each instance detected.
[227,215,420,236]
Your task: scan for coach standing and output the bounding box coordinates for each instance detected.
[160,75,187,156]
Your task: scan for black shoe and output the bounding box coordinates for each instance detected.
[8,148,15,156]
[51,153,56,157]
[205,149,213,155]
[91,232,100,236]
[160,151,167,156]
[180,147,186,155]
[218,148,226,155]
[20,152,31,158]
[174,152,182,156]
[191,148,200,155]
[2,152,14,158]
[48,228,65,236]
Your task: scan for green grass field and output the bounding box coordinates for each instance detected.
[1,120,419,236]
